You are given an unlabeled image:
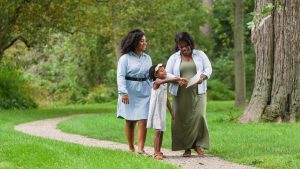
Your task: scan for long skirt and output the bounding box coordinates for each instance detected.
[171,85,209,151]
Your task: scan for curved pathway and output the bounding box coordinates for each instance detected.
[15,114,258,169]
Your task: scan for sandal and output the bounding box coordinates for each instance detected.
[129,148,135,152]
[137,150,151,157]
[194,147,206,157]
[182,150,192,157]
[153,152,164,160]
[159,152,166,158]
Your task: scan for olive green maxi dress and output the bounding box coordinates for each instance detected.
[171,59,209,151]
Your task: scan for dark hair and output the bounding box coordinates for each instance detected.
[173,32,195,52]
[148,64,165,81]
[121,29,145,55]
[148,64,158,81]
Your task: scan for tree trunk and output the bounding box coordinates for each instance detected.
[200,0,213,37]
[234,0,246,108]
[240,0,300,123]
[110,3,121,64]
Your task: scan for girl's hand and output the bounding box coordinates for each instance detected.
[154,78,163,85]
[121,95,129,104]
[178,78,187,86]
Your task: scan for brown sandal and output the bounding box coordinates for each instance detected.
[153,152,164,160]
[182,150,192,157]
[194,147,206,157]
[158,152,166,158]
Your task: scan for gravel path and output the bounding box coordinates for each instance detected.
[15,114,258,169]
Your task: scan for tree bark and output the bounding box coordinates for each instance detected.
[234,0,246,108]
[200,0,213,37]
[110,2,121,64]
[240,0,300,123]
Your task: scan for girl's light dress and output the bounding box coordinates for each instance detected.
[147,83,167,132]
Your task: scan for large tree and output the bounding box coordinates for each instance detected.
[240,0,300,123]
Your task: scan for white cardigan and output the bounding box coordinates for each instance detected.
[166,50,212,96]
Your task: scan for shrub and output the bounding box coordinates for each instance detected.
[0,65,37,109]
[207,80,234,100]
[86,85,117,103]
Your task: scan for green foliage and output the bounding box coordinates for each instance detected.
[207,80,235,100]
[211,0,255,99]
[1,0,257,104]
[0,63,37,109]
[86,85,117,103]
[2,33,117,105]
[247,2,274,29]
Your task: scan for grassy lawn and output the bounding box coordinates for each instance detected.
[58,101,300,169]
[0,103,177,169]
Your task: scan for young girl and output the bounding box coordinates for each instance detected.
[147,63,184,160]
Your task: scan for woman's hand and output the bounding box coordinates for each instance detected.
[197,74,207,84]
[178,78,188,86]
[121,95,129,104]
[197,78,204,84]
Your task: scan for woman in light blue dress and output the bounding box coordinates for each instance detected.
[117,29,152,155]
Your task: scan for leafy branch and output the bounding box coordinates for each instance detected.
[247,3,274,29]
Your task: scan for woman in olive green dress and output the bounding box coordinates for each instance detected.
[166,32,212,157]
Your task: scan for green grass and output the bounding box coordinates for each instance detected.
[0,103,177,169]
[58,101,300,169]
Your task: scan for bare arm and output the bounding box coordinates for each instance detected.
[155,77,187,86]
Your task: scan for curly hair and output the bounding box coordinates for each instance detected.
[173,32,195,52]
[149,64,165,81]
[121,29,145,55]
[148,64,158,81]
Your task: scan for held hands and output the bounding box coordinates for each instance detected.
[121,95,129,104]
[177,78,188,86]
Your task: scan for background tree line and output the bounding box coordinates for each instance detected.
[0,0,255,109]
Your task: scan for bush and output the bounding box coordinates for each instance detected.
[207,80,234,100]
[86,85,117,103]
[0,65,37,109]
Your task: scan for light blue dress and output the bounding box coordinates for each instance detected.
[117,52,152,120]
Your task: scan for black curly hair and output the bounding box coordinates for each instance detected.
[121,29,145,55]
[173,32,195,53]
[149,64,165,81]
